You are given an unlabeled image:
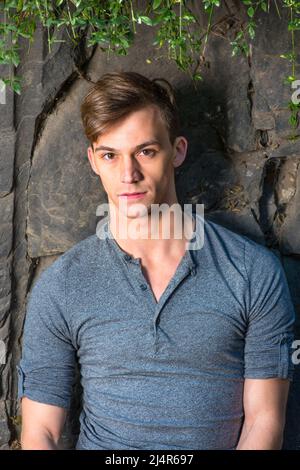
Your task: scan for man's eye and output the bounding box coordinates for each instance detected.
[102,153,115,161]
[140,149,156,157]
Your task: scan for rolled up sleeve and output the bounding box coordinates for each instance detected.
[17,258,76,409]
[243,240,295,380]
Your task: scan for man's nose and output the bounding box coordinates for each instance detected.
[120,155,142,183]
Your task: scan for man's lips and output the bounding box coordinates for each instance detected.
[118,192,147,199]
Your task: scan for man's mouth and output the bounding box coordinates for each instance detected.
[118,192,147,200]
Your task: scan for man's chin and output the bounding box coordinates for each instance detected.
[118,201,150,219]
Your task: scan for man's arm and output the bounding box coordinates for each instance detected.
[236,378,290,450]
[17,257,77,449]
[20,397,67,450]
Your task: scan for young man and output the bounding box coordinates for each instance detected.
[18,72,295,450]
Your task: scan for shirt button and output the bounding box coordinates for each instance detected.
[124,254,132,261]
[140,284,147,291]
[190,267,197,276]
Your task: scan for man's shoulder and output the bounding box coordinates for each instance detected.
[59,233,102,266]
[204,214,281,272]
[33,233,104,287]
[203,214,251,252]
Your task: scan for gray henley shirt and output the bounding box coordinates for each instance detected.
[17,212,295,449]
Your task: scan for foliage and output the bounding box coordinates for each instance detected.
[0,1,299,135]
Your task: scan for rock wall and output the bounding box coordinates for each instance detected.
[0,1,299,449]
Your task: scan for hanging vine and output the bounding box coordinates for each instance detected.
[0,0,299,135]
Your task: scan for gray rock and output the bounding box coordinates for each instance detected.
[0,192,14,260]
[276,157,299,206]
[0,262,11,326]
[27,80,107,257]
[280,162,300,254]
[0,402,10,448]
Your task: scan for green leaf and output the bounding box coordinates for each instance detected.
[139,16,153,26]
[119,37,130,48]
[284,75,297,85]
[153,0,162,9]
[280,52,295,61]
[247,6,255,17]
[18,32,32,39]
[193,73,203,81]
[182,13,196,22]
[248,25,255,39]
[231,45,240,56]
[12,80,21,94]
[2,76,22,94]
[261,2,267,12]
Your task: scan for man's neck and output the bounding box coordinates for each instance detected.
[108,208,196,264]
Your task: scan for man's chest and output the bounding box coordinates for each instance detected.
[70,281,247,378]
[141,264,180,303]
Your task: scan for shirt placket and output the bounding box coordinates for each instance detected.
[123,251,197,354]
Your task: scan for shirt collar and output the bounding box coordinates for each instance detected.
[97,211,201,272]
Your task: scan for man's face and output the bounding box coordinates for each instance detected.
[87,104,187,219]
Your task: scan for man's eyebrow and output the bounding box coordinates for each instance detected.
[93,140,161,153]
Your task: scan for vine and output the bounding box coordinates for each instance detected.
[0,1,299,135]
[281,0,300,138]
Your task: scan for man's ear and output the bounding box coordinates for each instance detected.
[87,145,100,176]
[173,136,188,168]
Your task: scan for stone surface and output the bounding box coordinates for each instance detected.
[0,192,14,259]
[26,80,107,257]
[0,262,11,325]
[280,159,300,254]
[0,402,10,448]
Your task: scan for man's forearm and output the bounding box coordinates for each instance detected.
[236,415,284,450]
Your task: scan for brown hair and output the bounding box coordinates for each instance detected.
[80,71,180,148]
